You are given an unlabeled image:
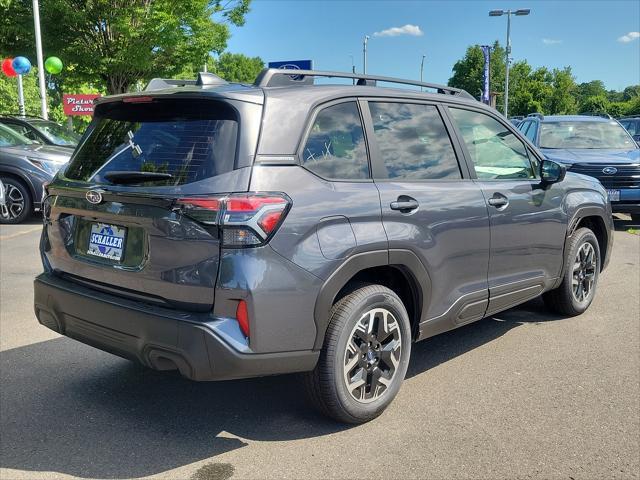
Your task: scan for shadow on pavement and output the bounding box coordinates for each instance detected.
[1,298,566,478]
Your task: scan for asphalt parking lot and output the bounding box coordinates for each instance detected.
[1,216,639,480]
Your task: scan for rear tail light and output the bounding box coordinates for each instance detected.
[176,193,290,247]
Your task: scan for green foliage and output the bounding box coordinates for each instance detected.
[213,53,264,83]
[1,0,252,94]
[449,41,638,118]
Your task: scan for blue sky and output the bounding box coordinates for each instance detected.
[226,0,640,91]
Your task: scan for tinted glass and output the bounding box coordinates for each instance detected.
[31,120,80,146]
[369,102,461,180]
[525,122,537,142]
[302,102,369,179]
[620,120,638,136]
[449,108,535,180]
[64,100,238,186]
[0,123,32,147]
[539,120,635,149]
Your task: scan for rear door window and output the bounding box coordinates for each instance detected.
[301,102,370,180]
[64,99,238,186]
[368,102,461,180]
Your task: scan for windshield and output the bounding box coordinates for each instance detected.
[540,121,635,149]
[0,123,34,147]
[64,99,238,186]
[30,120,81,146]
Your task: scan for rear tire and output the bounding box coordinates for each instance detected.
[0,176,32,224]
[305,284,411,424]
[543,227,600,316]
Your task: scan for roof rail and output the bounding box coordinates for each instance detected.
[254,68,475,99]
[145,72,227,91]
[578,112,612,119]
[527,112,544,120]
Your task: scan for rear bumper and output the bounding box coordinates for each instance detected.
[34,273,318,381]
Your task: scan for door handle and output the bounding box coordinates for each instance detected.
[487,193,509,209]
[390,197,419,213]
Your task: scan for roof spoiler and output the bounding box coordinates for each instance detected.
[145,72,227,91]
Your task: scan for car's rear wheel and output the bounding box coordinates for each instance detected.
[0,177,32,224]
[543,227,600,316]
[305,284,411,423]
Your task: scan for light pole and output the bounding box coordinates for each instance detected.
[363,35,370,74]
[489,8,530,117]
[32,0,48,119]
[420,54,426,90]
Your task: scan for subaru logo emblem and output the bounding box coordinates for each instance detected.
[85,190,103,204]
[602,167,617,175]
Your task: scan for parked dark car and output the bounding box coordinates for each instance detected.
[34,70,612,423]
[619,116,640,143]
[0,115,80,148]
[0,123,71,223]
[518,114,640,221]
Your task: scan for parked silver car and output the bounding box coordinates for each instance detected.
[0,123,70,223]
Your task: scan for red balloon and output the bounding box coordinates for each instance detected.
[2,58,17,77]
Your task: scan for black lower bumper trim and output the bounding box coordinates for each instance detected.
[33,273,319,381]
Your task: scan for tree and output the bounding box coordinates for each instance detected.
[579,95,610,114]
[547,67,577,115]
[213,52,264,83]
[1,0,252,94]
[576,80,607,105]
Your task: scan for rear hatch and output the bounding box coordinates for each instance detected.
[42,95,261,312]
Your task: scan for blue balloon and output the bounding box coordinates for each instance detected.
[12,56,31,75]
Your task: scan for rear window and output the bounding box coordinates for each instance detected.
[64,99,238,186]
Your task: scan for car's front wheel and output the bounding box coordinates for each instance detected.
[0,177,32,224]
[543,227,600,316]
[305,284,412,423]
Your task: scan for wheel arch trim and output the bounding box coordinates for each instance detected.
[312,249,431,350]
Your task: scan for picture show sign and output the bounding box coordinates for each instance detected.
[63,94,101,116]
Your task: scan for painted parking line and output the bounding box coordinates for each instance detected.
[0,226,42,241]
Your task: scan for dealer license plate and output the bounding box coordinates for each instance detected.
[87,223,127,261]
[606,189,620,202]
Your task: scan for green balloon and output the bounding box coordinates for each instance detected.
[45,56,63,74]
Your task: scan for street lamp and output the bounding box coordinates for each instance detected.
[420,54,426,90]
[489,8,530,117]
[363,35,370,74]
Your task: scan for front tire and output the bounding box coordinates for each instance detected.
[543,227,600,316]
[305,284,411,424]
[0,176,32,224]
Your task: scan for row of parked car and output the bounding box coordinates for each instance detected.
[1,100,640,226]
[0,115,78,223]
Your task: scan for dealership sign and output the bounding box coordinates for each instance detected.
[63,94,101,116]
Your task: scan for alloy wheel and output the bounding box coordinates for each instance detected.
[2,184,25,220]
[572,242,597,303]
[343,308,402,403]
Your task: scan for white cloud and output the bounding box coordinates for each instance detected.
[373,24,424,38]
[618,31,640,43]
[542,38,562,45]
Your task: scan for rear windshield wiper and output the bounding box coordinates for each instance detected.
[104,171,173,185]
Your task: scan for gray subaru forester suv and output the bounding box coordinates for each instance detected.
[34,69,613,423]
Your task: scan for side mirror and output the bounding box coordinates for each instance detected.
[540,159,566,184]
